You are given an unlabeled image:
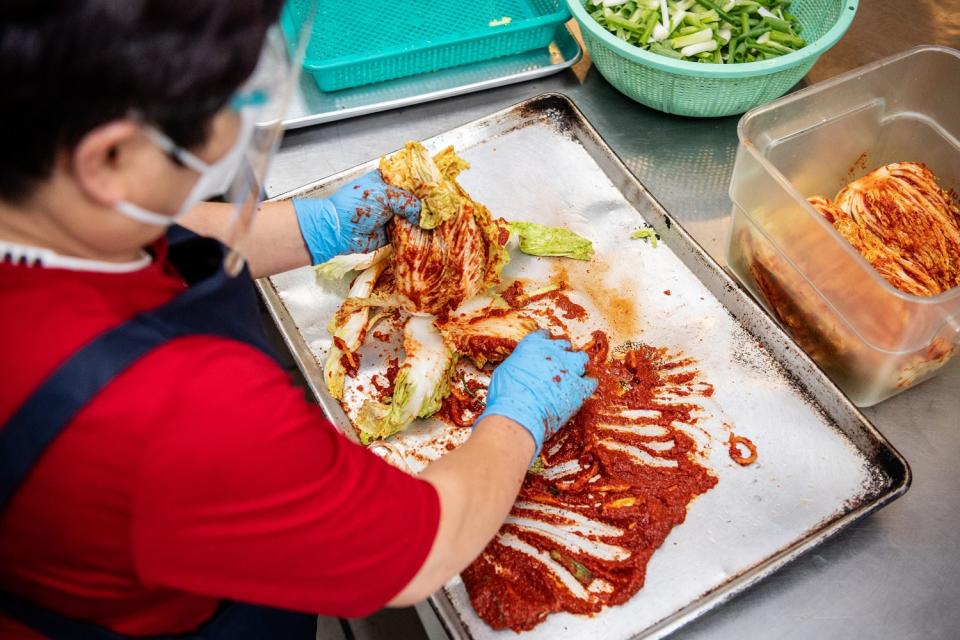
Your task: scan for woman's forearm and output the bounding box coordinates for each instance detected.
[180,201,311,279]
[387,416,534,606]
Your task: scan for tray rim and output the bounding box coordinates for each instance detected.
[281,24,582,130]
[257,92,911,640]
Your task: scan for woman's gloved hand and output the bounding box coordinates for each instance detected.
[293,171,421,265]
[477,330,598,460]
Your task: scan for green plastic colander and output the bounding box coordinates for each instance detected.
[282,0,570,92]
[567,0,858,117]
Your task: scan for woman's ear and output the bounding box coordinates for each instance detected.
[69,119,143,206]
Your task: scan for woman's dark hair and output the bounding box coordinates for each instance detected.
[0,0,283,202]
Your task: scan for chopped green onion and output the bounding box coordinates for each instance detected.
[768,29,805,48]
[605,13,651,33]
[694,0,735,23]
[529,456,545,474]
[639,11,660,42]
[680,39,718,56]
[671,27,712,48]
[747,39,790,55]
[649,41,683,58]
[549,550,595,586]
[650,21,670,41]
[587,0,804,64]
[761,14,791,31]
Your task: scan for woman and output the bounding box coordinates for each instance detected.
[0,2,596,638]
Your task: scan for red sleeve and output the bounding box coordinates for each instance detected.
[130,337,439,618]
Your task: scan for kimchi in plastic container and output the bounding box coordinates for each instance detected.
[726,45,960,406]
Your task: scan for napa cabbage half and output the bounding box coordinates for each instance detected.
[357,316,457,444]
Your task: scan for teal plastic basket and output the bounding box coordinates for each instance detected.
[567,0,858,117]
[282,1,571,92]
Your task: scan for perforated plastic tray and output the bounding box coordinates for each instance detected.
[281,0,570,92]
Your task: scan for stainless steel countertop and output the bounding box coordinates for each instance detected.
[267,2,960,638]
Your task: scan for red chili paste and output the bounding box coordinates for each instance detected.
[500,280,525,308]
[384,357,400,386]
[462,331,719,631]
[439,376,487,428]
[727,434,758,466]
[547,290,587,321]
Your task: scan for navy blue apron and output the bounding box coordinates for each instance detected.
[0,228,318,639]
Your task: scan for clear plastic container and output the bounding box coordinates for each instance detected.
[726,45,960,406]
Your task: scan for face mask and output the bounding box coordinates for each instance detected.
[115,108,256,227]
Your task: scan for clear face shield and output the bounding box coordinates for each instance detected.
[218,12,314,277]
[118,5,316,276]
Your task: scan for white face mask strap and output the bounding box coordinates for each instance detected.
[114,121,241,228]
[141,125,210,174]
[117,101,260,230]
[115,200,186,227]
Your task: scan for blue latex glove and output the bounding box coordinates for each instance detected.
[293,171,421,265]
[477,330,598,460]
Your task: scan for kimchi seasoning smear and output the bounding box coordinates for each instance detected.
[462,331,720,631]
[370,357,401,402]
[370,375,391,401]
[439,375,487,428]
[547,290,587,321]
[334,336,360,377]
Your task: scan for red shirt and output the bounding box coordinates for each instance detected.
[0,241,440,637]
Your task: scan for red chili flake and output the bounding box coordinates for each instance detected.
[500,281,525,308]
[339,352,359,377]
[847,151,869,180]
[385,357,400,385]
[371,374,392,401]
[352,206,373,224]
[552,375,561,383]
[663,290,672,296]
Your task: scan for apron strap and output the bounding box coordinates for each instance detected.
[0,229,314,639]
[0,230,277,513]
[0,593,137,640]
[0,319,171,512]
[0,592,318,640]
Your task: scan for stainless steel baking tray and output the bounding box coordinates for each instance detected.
[257,94,910,640]
[281,25,581,130]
